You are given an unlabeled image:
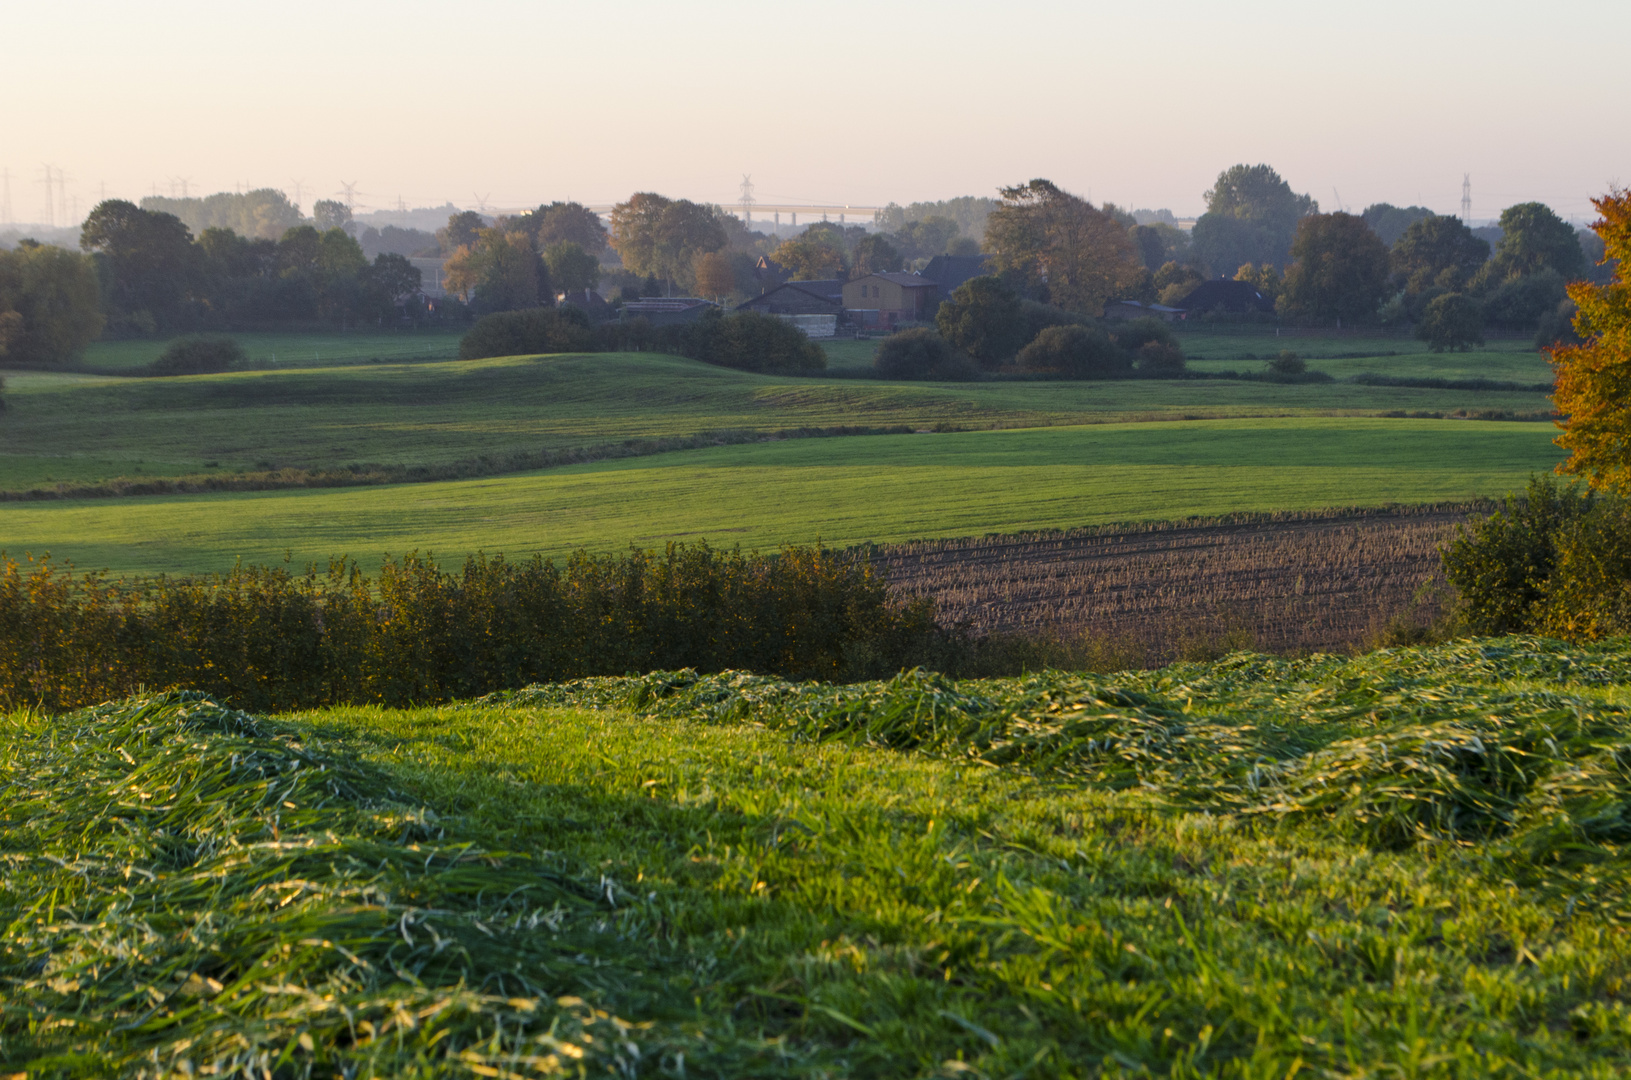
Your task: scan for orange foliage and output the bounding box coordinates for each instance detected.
[1549,188,1631,492]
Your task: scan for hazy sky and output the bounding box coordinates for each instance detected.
[3,0,1625,226]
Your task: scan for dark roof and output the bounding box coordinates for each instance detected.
[784,278,843,301]
[1176,279,1275,314]
[918,254,991,293]
[754,255,789,286]
[735,280,844,314]
[854,271,938,289]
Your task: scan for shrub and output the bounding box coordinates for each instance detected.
[1535,298,1581,349]
[147,336,245,376]
[458,306,597,360]
[1134,340,1187,375]
[670,309,825,374]
[1415,293,1484,352]
[936,276,1027,368]
[1441,475,1594,634]
[1537,499,1631,638]
[0,543,945,712]
[873,328,977,381]
[1014,324,1129,379]
[1018,299,1086,344]
[1266,350,1306,375]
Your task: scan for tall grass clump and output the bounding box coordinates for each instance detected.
[0,543,943,711]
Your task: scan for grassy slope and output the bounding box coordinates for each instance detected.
[7,640,1631,1076]
[0,417,1561,576]
[0,350,1554,490]
[77,328,467,371]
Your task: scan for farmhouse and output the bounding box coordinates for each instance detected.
[735,279,844,317]
[842,272,940,329]
[1177,279,1276,315]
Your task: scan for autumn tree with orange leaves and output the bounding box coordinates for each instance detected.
[1549,188,1631,492]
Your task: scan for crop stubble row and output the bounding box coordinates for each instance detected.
[871,505,1481,661]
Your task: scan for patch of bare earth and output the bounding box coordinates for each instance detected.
[872,504,1487,663]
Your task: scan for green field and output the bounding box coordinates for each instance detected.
[10,640,1631,1075]
[0,350,1555,492]
[0,417,1562,577]
[76,328,467,372]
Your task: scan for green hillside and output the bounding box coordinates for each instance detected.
[0,417,1561,577]
[7,638,1630,1076]
[1,350,1552,492]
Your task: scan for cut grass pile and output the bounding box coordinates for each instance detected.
[0,418,1564,578]
[0,351,1556,493]
[7,638,1631,1075]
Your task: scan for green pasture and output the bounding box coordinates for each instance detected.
[0,351,1555,491]
[0,417,1562,577]
[9,641,1631,1074]
[77,328,466,372]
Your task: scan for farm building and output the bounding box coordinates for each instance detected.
[842,272,940,329]
[735,280,844,317]
[1104,299,1186,323]
[754,255,790,289]
[1176,279,1276,315]
[919,254,992,295]
[620,297,719,326]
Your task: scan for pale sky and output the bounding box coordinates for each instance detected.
[2,0,1625,227]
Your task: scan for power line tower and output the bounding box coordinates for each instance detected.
[1461,174,1472,225]
[472,191,491,214]
[289,179,306,213]
[337,180,363,209]
[738,174,755,222]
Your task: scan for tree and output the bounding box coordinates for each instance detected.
[1415,293,1484,352]
[609,193,726,295]
[769,237,845,280]
[851,234,902,278]
[1234,262,1283,303]
[0,242,105,366]
[1188,164,1316,273]
[1489,202,1587,281]
[935,275,1027,368]
[1153,261,1203,306]
[873,328,977,380]
[1130,223,1188,270]
[139,189,302,240]
[363,253,422,302]
[544,242,602,294]
[1015,324,1128,379]
[533,202,609,255]
[1549,188,1631,493]
[889,216,961,260]
[1360,204,1434,247]
[1392,215,1490,291]
[437,211,486,257]
[671,310,825,374]
[80,199,197,330]
[984,179,1144,315]
[1278,212,1391,324]
[444,230,550,313]
[691,250,735,301]
[312,200,353,233]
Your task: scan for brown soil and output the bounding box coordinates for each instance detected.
[871,504,1487,663]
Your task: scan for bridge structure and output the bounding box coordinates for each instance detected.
[484,201,888,226]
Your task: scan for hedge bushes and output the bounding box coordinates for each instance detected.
[146,336,245,375]
[458,307,598,359]
[0,543,943,712]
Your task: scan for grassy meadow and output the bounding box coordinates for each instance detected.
[0,418,1562,577]
[1,347,1554,493]
[8,639,1631,1075]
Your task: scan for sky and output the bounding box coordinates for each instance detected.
[2,0,1626,228]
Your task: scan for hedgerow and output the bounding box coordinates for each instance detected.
[0,543,944,711]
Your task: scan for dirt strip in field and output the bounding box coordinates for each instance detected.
[871,504,1487,662]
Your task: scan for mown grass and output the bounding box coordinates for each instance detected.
[0,351,1556,492]
[0,417,1563,577]
[7,638,1631,1076]
[77,329,467,372]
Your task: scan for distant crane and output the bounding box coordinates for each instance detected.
[1331,187,1347,214]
